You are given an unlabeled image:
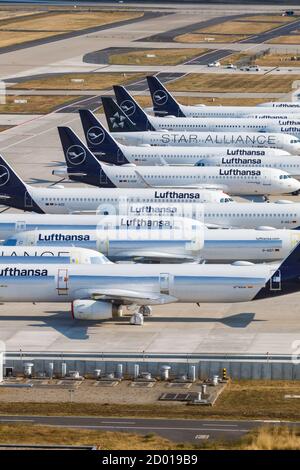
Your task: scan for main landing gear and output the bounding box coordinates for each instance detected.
[130,305,152,325]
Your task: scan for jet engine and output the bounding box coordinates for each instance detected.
[71,299,121,320]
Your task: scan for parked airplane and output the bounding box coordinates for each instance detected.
[2,199,300,232]
[57,126,300,197]
[79,109,292,166]
[196,154,300,177]
[147,76,300,119]
[7,226,300,264]
[0,246,107,264]
[112,86,300,137]
[0,242,300,320]
[258,102,300,110]
[4,218,204,264]
[0,154,229,214]
[102,97,300,155]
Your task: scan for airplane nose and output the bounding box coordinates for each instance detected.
[290,178,300,195]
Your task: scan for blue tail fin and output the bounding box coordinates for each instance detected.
[255,241,300,299]
[0,154,43,213]
[57,127,116,188]
[146,76,185,117]
[113,85,155,131]
[101,96,139,132]
[78,109,129,164]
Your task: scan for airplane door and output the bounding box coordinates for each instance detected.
[159,273,170,295]
[100,169,108,185]
[270,269,281,291]
[24,191,33,208]
[57,268,69,295]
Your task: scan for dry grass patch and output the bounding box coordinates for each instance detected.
[0,95,83,113]
[0,30,60,48]
[222,51,300,67]
[10,72,144,91]
[255,53,300,67]
[198,20,282,35]
[267,35,300,44]
[0,423,192,450]
[0,11,143,32]
[109,48,208,66]
[136,95,267,108]
[175,33,246,43]
[167,73,300,93]
[0,10,44,20]
[244,15,299,23]
[242,426,300,450]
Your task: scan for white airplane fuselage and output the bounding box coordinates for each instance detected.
[2,201,300,227]
[7,227,300,264]
[0,246,106,264]
[0,261,274,304]
[103,145,292,166]
[196,154,300,177]
[134,114,300,137]
[167,103,300,119]
[19,186,231,214]
[113,131,300,155]
[64,163,300,196]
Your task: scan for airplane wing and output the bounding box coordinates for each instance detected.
[90,288,177,305]
[158,156,169,166]
[134,170,152,187]
[133,170,225,191]
[115,250,200,263]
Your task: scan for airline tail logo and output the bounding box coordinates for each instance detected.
[109,112,127,129]
[0,165,10,186]
[153,89,168,106]
[120,99,136,117]
[66,145,86,165]
[87,126,105,145]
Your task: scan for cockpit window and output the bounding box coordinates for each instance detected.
[279,174,291,179]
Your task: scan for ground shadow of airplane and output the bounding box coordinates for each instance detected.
[140,312,264,328]
[47,160,65,167]
[28,177,55,185]
[0,310,107,340]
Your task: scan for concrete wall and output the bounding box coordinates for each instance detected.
[3,357,300,380]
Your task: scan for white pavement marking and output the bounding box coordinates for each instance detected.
[46,424,250,432]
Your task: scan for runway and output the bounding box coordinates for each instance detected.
[0,415,298,442]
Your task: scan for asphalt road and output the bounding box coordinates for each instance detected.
[0,415,296,443]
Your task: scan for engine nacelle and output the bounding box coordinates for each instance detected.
[71,299,120,320]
